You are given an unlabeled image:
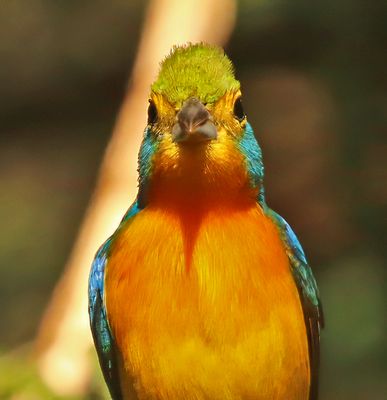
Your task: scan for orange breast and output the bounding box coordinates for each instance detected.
[105,204,310,400]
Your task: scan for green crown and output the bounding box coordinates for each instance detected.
[152,43,240,105]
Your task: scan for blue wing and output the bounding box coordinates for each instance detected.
[266,208,323,400]
[88,201,141,400]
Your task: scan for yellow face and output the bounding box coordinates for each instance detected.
[145,90,252,202]
[148,89,246,138]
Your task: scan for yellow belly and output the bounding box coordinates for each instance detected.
[105,204,310,400]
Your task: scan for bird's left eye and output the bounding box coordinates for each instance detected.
[147,100,158,125]
[233,97,245,122]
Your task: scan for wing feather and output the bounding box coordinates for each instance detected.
[89,237,123,400]
[266,208,323,400]
[88,201,142,399]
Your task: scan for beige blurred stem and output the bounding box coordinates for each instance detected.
[34,0,236,395]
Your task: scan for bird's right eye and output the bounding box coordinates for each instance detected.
[233,97,245,122]
[147,100,158,125]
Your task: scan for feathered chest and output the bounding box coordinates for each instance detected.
[104,205,310,400]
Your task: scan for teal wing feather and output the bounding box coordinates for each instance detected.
[89,237,123,400]
[88,201,142,400]
[266,208,323,400]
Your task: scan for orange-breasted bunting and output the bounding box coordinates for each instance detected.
[89,43,323,400]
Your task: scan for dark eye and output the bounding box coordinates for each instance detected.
[233,97,245,121]
[147,100,158,124]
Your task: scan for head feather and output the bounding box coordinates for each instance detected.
[151,43,240,105]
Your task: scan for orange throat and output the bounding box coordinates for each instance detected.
[148,177,259,273]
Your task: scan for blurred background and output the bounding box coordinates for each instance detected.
[0,0,385,399]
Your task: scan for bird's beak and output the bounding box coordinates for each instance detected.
[172,98,217,144]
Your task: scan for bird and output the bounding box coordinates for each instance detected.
[88,43,323,400]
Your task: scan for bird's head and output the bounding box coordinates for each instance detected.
[138,43,264,208]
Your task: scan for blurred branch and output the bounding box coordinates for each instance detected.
[34,0,236,396]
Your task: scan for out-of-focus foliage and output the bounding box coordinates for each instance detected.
[0,0,385,399]
[0,349,109,399]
